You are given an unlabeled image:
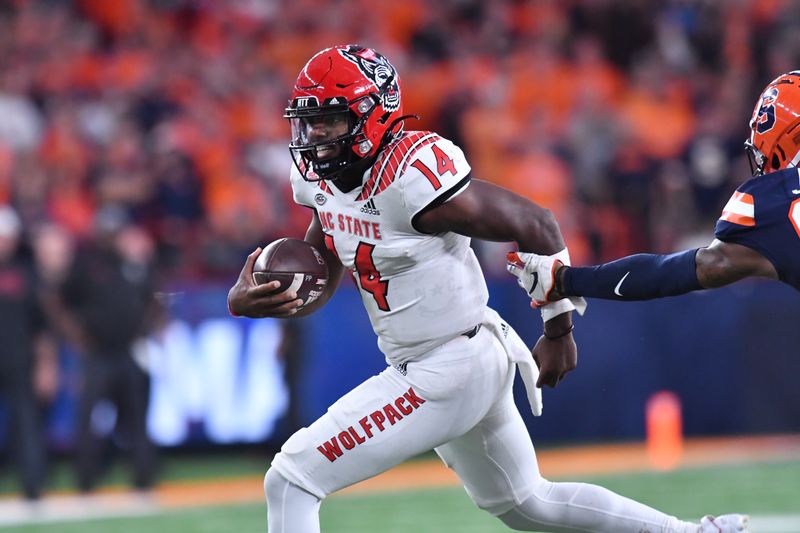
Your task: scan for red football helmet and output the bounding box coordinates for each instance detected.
[285,45,405,182]
[745,70,800,176]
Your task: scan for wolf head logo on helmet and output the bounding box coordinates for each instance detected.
[284,45,406,186]
[745,70,800,176]
[338,47,401,112]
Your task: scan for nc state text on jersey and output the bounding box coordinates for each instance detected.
[318,210,383,240]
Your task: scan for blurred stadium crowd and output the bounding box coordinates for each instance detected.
[1,0,800,498]
[1,0,799,279]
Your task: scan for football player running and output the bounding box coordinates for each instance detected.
[228,45,748,533]
[508,71,800,305]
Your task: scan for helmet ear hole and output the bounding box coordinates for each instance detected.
[771,153,782,170]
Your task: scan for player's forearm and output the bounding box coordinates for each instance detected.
[560,249,702,300]
[492,197,577,335]
[426,180,566,254]
[455,183,576,331]
[478,194,565,254]
[512,203,565,255]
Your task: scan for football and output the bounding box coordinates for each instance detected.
[253,238,329,309]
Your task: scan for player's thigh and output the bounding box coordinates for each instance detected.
[271,329,510,499]
[435,388,542,515]
[270,367,447,499]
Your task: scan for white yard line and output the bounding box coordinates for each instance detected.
[0,493,159,527]
[1,497,798,533]
[0,435,798,528]
[749,514,800,533]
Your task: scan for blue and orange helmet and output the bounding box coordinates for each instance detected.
[746,71,800,176]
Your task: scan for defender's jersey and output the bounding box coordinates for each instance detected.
[291,131,488,363]
[715,167,800,291]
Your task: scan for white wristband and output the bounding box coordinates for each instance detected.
[541,298,576,322]
[552,247,572,266]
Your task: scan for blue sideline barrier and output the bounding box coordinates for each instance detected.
[0,278,796,451]
[298,278,800,444]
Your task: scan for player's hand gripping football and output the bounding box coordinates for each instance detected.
[227,248,304,318]
[506,251,564,306]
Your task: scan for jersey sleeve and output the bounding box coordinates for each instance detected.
[716,188,756,237]
[401,137,472,232]
[714,178,777,266]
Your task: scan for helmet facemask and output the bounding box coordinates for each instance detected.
[744,140,768,177]
[286,45,407,187]
[286,94,381,183]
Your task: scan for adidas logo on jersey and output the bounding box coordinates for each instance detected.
[360,198,380,215]
[500,323,509,339]
[394,362,408,376]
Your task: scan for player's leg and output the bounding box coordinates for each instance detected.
[434,326,707,533]
[266,329,511,532]
[75,358,114,492]
[437,389,702,532]
[116,356,157,490]
[264,468,322,533]
[5,369,46,499]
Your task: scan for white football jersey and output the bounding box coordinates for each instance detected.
[290,131,489,364]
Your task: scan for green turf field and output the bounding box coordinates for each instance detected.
[1,459,798,532]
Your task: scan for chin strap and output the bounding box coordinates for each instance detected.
[384,114,419,132]
[335,114,421,192]
[327,114,421,192]
[333,156,376,192]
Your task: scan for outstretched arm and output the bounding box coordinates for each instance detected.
[553,239,778,300]
[695,240,778,287]
[416,178,577,387]
[228,212,345,318]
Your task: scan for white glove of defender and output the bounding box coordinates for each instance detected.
[506,250,587,319]
[506,251,561,305]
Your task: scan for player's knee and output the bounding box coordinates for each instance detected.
[496,510,530,531]
[264,467,288,503]
[497,503,550,531]
[495,478,556,530]
[264,467,323,505]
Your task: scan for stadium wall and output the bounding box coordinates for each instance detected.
[300,279,800,444]
[0,280,797,451]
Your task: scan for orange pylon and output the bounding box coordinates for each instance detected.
[645,391,683,471]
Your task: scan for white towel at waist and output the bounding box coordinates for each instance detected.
[481,308,542,416]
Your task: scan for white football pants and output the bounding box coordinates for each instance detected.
[266,321,697,532]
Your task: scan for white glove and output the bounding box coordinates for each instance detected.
[506,249,587,320]
[506,251,562,305]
